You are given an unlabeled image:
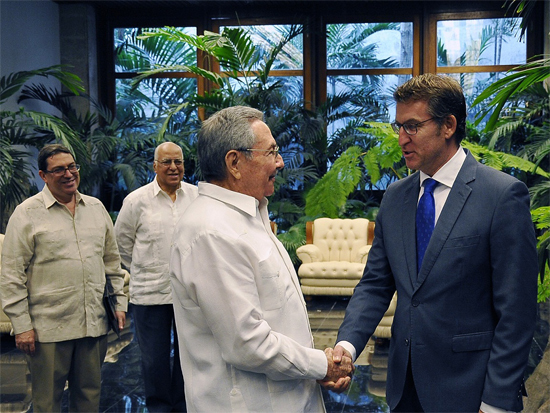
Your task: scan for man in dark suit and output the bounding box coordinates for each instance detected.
[330,74,538,412]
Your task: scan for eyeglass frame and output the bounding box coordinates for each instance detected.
[43,164,80,176]
[391,117,439,135]
[155,158,184,167]
[237,145,280,158]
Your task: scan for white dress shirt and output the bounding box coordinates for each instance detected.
[418,144,466,223]
[170,182,327,412]
[115,178,198,305]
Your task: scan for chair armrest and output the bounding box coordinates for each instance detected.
[296,244,322,263]
[354,245,372,264]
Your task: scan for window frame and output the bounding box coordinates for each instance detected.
[97,1,544,121]
[425,10,530,75]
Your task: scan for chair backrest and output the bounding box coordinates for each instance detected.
[312,218,371,262]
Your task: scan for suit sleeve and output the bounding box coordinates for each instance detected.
[482,180,538,409]
[336,191,397,354]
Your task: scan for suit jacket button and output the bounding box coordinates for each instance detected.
[405,339,410,346]
[412,300,419,307]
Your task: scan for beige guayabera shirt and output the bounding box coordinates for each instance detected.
[0,185,127,342]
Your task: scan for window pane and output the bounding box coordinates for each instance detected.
[114,27,197,73]
[227,76,303,101]
[116,77,197,120]
[437,18,525,67]
[221,24,303,70]
[327,74,411,121]
[326,74,410,140]
[327,23,413,69]
[445,71,511,128]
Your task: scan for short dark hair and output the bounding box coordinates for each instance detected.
[198,106,263,182]
[38,144,74,172]
[394,74,467,144]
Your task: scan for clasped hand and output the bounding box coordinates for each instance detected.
[317,345,355,392]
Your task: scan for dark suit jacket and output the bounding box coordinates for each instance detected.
[337,150,538,412]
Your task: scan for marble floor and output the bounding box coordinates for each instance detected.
[0,297,548,413]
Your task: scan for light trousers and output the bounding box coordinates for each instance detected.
[26,335,108,412]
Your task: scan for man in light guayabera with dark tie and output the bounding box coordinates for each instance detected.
[330,74,538,412]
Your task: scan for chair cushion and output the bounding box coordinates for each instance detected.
[297,261,365,280]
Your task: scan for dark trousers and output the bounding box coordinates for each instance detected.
[132,304,186,412]
[392,356,424,412]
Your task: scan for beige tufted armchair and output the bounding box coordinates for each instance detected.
[296,217,375,296]
[296,218,397,339]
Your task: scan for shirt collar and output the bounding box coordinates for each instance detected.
[153,176,182,197]
[419,146,467,189]
[198,181,266,218]
[41,184,83,208]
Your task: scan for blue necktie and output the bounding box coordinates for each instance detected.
[416,178,438,272]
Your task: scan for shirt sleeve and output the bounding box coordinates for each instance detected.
[114,197,136,271]
[173,230,328,381]
[480,402,513,413]
[335,341,358,362]
[0,206,35,334]
[102,205,128,311]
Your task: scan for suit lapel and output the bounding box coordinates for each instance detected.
[415,153,477,288]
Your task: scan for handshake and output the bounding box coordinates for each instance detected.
[317,345,355,392]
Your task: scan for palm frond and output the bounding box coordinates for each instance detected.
[25,111,88,163]
[472,56,550,131]
[0,65,84,103]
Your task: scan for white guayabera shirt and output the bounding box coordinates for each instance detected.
[115,178,198,305]
[170,182,327,413]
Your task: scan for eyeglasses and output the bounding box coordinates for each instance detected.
[391,117,437,135]
[238,146,280,158]
[155,159,184,167]
[44,164,80,176]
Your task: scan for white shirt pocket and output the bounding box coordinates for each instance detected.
[256,254,284,311]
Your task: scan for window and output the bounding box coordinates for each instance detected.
[429,15,526,125]
[107,7,532,139]
[217,23,305,105]
[114,27,198,130]
[326,22,415,131]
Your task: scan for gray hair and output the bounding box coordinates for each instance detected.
[198,106,264,182]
